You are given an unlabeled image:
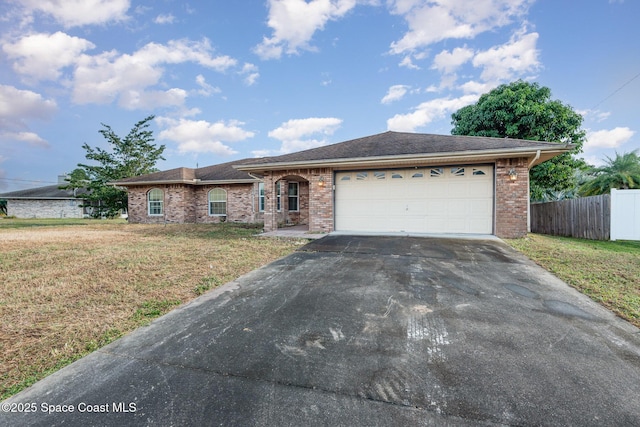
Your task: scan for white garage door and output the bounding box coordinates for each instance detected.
[335,165,494,234]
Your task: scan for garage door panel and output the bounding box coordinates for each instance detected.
[469,199,493,215]
[335,165,494,234]
[468,181,493,196]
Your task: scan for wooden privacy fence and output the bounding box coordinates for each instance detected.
[530,194,611,240]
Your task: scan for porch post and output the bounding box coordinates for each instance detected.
[263,172,278,232]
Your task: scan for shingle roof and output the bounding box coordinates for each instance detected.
[0,185,88,199]
[241,131,570,167]
[114,159,259,186]
[112,131,574,186]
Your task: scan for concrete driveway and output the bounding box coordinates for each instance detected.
[2,235,640,426]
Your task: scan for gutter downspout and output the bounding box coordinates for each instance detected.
[527,150,541,233]
[528,149,541,169]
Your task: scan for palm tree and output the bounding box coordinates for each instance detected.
[579,150,640,196]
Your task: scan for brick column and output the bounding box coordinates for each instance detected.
[263,173,278,232]
[495,158,529,238]
[309,169,334,232]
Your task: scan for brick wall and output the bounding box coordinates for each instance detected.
[7,199,84,218]
[495,158,529,238]
[126,185,196,224]
[194,184,258,223]
[126,183,260,224]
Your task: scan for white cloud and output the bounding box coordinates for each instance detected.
[472,29,540,82]
[19,0,130,28]
[0,85,56,147]
[388,0,533,55]
[265,117,342,154]
[119,88,188,110]
[2,32,95,82]
[458,80,497,95]
[0,85,58,121]
[154,14,175,24]
[156,117,255,155]
[254,0,357,59]
[381,85,410,104]
[0,131,49,148]
[432,46,474,74]
[578,109,611,123]
[240,63,260,86]
[386,94,478,132]
[585,127,635,150]
[195,75,221,96]
[72,38,237,109]
[398,56,420,70]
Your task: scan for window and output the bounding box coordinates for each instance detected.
[472,168,486,176]
[451,167,465,176]
[147,189,164,216]
[391,172,403,179]
[430,168,443,177]
[258,182,281,211]
[288,182,299,211]
[277,183,281,212]
[340,175,351,181]
[258,183,265,212]
[374,171,386,180]
[412,172,424,178]
[356,172,368,180]
[209,188,227,216]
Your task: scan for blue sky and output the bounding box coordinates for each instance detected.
[1,0,638,192]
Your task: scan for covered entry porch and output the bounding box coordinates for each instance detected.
[261,168,333,233]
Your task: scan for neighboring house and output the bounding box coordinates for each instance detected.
[114,131,573,238]
[0,178,88,219]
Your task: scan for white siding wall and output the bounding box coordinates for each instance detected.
[7,199,84,219]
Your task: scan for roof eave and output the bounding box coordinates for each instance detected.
[110,178,260,187]
[2,197,77,200]
[236,145,574,172]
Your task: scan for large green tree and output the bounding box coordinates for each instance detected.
[451,80,587,200]
[63,116,165,218]
[579,150,640,196]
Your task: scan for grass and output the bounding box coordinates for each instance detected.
[0,220,305,399]
[0,217,125,229]
[505,234,640,327]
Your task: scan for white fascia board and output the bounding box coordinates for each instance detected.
[236,145,573,172]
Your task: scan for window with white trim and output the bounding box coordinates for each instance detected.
[147,188,164,216]
[288,182,299,211]
[259,183,265,212]
[209,188,227,216]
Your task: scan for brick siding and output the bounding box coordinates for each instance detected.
[127,183,261,224]
[495,158,529,238]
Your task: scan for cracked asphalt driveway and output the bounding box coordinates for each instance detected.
[2,235,640,426]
